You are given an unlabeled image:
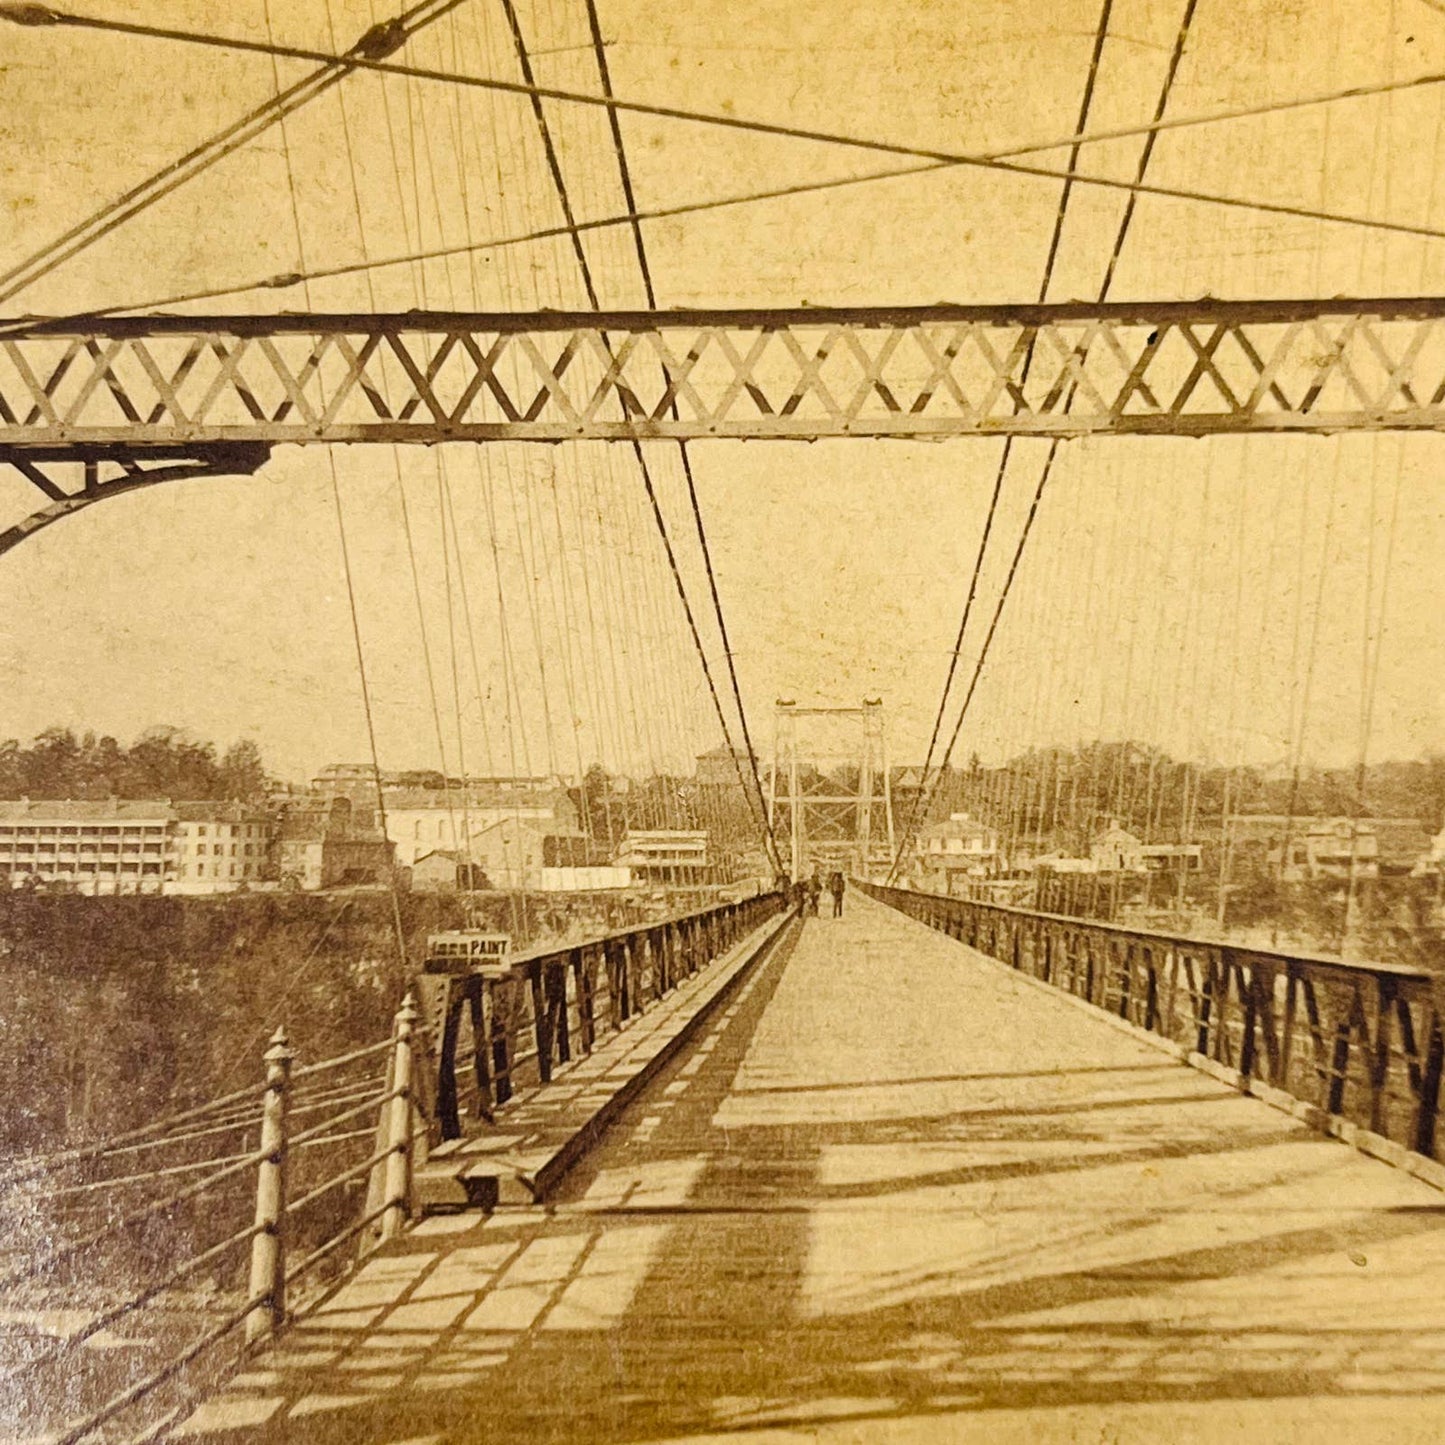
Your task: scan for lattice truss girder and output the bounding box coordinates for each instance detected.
[771,799,861,841]
[6,301,1445,465]
[0,444,270,555]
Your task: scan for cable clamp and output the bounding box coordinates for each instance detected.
[349,15,410,60]
[0,3,64,24]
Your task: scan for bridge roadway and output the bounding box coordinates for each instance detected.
[181,891,1445,1444]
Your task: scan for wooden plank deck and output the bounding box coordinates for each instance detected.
[415,906,796,1209]
[177,890,1445,1444]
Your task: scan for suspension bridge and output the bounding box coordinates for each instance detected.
[2,0,1445,1439]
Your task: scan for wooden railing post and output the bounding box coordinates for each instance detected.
[530,965,552,1085]
[381,993,417,1243]
[246,1026,292,1346]
[576,945,596,1053]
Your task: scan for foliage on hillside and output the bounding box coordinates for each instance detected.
[0,727,269,802]
[0,887,660,1158]
[925,741,1445,845]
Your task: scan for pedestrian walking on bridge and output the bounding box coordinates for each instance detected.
[828,870,846,917]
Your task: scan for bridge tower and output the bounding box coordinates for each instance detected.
[766,699,895,881]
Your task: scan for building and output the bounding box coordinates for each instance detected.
[410,850,487,892]
[1280,818,1380,883]
[310,763,383,804]
[1091,825,1144,872]
[695,747,749,788]
[891,767,926,795]
[275,797,394,890]
[0,799,176,894]
[382,787,580,870]
[1224,813,1402,882]
[312,764,569,808]
[919,813,998,862]
[171,803,273,894]
[1090,825,1202,875]
[467,817,551,890]
[917,813,1000,890]
[1137,843,1203,872]
[612,830,711,885]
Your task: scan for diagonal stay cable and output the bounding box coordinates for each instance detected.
[16,146,1445,330]
[497,0,780,872]
[890,0,1116,883]
[0,0,476,306]
[9,1,1445,180]
[579,0,781,875]
[896,0,1203,874]
[4,2,1444,309]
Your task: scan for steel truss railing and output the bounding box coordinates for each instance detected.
[858,880,1445,1165]
[420,889,791,1139]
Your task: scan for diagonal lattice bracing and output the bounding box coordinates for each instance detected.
[6,301,1445,469]
[0,443,270,556]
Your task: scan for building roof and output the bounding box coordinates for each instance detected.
[0,798,176,822]
[173,801,269,823]
[382,787,566,813]
[1224,814,1429,861]
[919,814,996,840]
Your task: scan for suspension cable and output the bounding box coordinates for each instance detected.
[498,0,780,873]
[578,0,781,875]
[5,4,1443,309]
[24,134,1445,331]
[0,0,474,306]
[892,0,1201,881]
[891,0,1118,882]
[8,0,1442,178]
[259,0,410,967]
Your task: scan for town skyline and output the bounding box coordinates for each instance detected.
[6,718,1445,799]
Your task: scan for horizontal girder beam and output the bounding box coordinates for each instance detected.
[5,298,1445,456]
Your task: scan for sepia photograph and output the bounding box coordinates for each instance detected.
[1,0,1444,1439]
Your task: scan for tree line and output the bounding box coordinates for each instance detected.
[0,727,271,803]
[923,741,1445,849]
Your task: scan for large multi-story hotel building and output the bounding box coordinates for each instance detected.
[0,799,177,894]
[0,799,276,895]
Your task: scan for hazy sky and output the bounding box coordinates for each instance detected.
[1,0,1443,784]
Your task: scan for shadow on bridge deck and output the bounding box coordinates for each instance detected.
[180,891,1445,1444]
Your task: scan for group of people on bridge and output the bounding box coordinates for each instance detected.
[785,868,846,918]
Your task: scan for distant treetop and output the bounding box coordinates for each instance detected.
[0,727,273,803]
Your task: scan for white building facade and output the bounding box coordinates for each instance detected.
[172,804,273,894]
[0,800,176,894]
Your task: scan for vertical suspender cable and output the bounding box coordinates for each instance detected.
[263,0,409,968]
[496,0,781,875]
[892,0,1200,883]
[578,0,779,873]
[890,0,1119,881]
